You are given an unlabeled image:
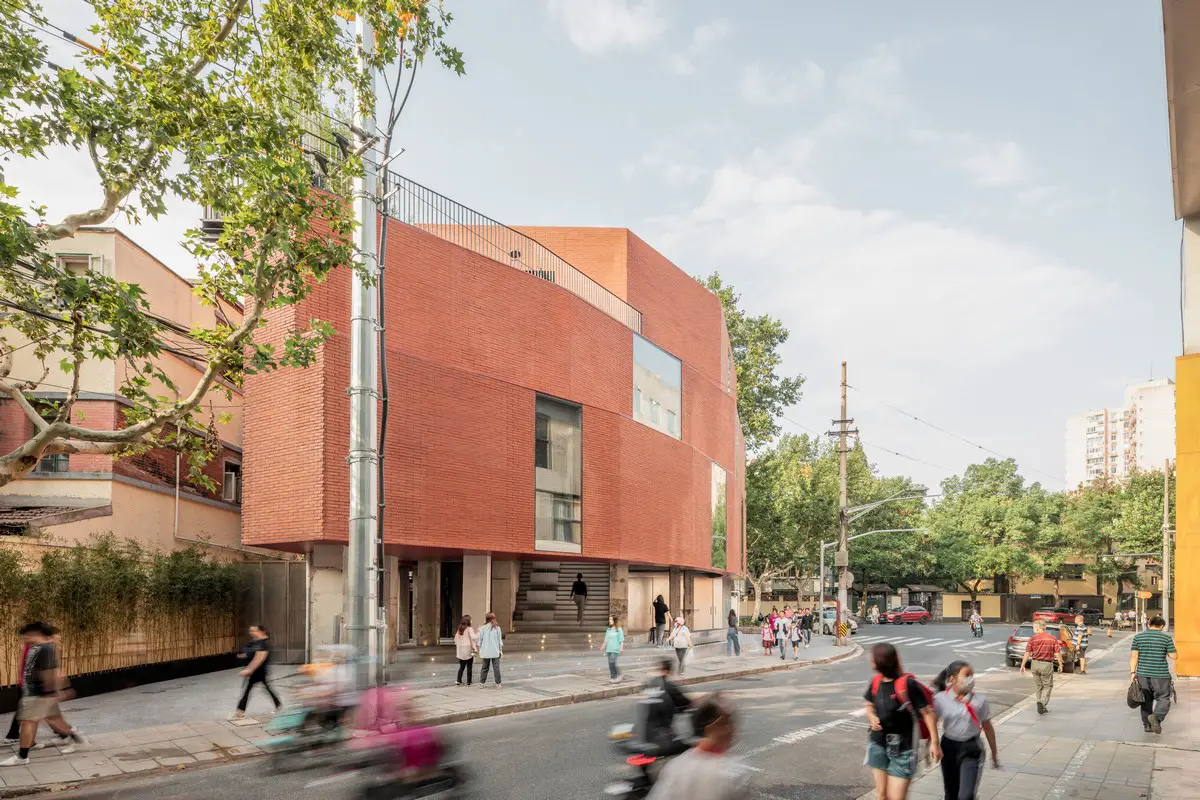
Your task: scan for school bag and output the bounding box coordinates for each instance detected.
[870,673,935,740]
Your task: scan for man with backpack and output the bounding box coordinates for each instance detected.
[863,643,941,799]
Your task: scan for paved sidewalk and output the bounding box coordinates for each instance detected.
[0,634,859,794]
[874,642,1200,800]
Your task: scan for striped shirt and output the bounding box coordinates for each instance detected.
[1131,630,1176,678]
[1025,632,1062,662]
[1072,625,1090,650]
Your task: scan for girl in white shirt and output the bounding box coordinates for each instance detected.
[453,615,479,686]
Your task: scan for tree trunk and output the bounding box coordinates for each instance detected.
[752,579,764,620]
[1053,577,1061,606]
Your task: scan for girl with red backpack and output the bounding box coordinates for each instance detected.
[863,643,941,799]
[932,660,1000,800]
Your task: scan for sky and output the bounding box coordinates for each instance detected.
[7,1,1182,494]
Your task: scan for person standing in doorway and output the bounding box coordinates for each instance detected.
[1131,616,1177,734]
[605,615,625,683]
[668,617,692,673]
[726,608,741,657]
[232,625,281,720]
[478,612,503,688]
[653,595,670,647]
[1019,620,1063,715]
[570,573,588,626]
[454,615,478,686]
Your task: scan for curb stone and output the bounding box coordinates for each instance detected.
[0,644,862,798]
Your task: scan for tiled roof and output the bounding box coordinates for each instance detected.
[0,505,76,526]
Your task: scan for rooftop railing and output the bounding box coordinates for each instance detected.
[379,171,642,333]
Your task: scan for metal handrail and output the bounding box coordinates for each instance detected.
[378,171,642,333]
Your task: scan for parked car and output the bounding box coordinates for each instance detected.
[1031,607,1077,624]
[1077,608,1103,625]
[880,605,932,625]
[820,608,858,635]
[1005,622,1078,670]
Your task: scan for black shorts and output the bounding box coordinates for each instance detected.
[1076,647,1087,658]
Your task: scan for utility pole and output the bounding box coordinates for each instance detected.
[1163,459,1172,630]
[346,13,380,687]
[830,361,857,647]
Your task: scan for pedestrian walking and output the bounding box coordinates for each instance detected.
[774,606,790,661]
[789,612,802,660]
[1130,615,1177,734]
[726,608,741,656]
[2,623,85,767]
[1019,620,1063,715]
[668,617,692,673]
[863,643,941,800]
[1071,615,1092,675]
[653,595,670,646]
[605,615,625,682]
[478,611,503,688]
[800,608,813,649]
[570,573,588,626]
[231,624,281,720]
[454,615,479,686]
[760,619,774,656]
[932,660,1000,800]
[3,639,29,743]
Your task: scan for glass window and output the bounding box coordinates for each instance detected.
[35,453,69,474]
[711,463,727,569]
[633,334,682,440]
[535,395,582,553]
[666,409,677,435]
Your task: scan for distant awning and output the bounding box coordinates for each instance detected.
[864,584,893,593]
[906,584,944,593]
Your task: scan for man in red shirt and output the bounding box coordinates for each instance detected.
[1020,620,1064,715]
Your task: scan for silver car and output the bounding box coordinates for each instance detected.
[1005,621,1076,670]
[821,608,858,635]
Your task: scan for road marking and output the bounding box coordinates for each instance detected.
[742,716,860,758]
[919,638,959,647]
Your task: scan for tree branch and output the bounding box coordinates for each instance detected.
[188,0,249,79]
[52,308,85,425]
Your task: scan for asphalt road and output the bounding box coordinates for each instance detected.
[58,623,1121,800]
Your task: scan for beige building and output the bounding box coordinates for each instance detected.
[0,228,244,553]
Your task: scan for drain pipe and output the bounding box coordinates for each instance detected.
[173,424,181,539]
[375,209,391,686]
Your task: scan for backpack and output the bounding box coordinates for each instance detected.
[870,673,934,741]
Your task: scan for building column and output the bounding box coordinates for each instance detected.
[414,560,442,647]
[308,544,345,657]
[491,560,520,633]
[462,553,492,631]
[609,562,629,624]
[382,555,400,658]
[669,567,683,624]
[1176,216,1200,675]
[683,571,696,629]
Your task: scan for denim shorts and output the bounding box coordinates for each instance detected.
[865,740,916,779]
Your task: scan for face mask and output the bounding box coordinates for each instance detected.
[956,676,975,695]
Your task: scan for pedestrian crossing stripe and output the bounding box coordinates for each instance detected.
[854,634,1008,651]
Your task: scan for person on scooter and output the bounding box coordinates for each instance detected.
[646,693,747,800]
[642,658,693,756]
[969,609,983,638]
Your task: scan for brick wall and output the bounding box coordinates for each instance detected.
[243,218,743,573]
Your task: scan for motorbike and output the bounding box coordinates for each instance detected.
[970,620,984,638]
[603,697,698,799]
[259,705,348,774]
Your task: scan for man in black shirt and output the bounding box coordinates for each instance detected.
[2,622,83,767]
[231,625,282,720]
[653,595,670,646]
[570,573,588,626]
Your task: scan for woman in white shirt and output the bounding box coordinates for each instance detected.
[454,615,479,686]
[668,617,692,674]
[932,660,1000,800]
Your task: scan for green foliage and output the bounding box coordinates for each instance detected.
[145,547,239,618]
[700,273,804,451]
[0,0,464,485]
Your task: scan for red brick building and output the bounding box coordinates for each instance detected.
[243,181,745,648]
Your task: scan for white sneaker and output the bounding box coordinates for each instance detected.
[58,740,77,755]
[1,754,30,767]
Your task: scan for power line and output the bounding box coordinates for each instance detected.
[779,414,950,473]
[846,384,1064,486]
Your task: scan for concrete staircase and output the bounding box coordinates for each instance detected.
[513,561,610,632]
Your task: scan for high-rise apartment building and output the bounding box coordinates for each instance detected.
[1065,379,1176,488]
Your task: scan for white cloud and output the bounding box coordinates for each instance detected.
[546,0,667,55]
[738,62,825,106]
[912,130,1038,187]
[836,42,906,113]
[668,18,730,76]
[647,138,1108,393]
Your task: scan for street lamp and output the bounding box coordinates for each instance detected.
[822,527,929,642]
[834,486,930,646]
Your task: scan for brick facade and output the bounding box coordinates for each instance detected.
[242,221,744,573]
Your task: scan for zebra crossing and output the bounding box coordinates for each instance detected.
[852,632,1010,652]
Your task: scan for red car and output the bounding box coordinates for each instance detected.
[1031,607,1077,624]
[881,605,932,625]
